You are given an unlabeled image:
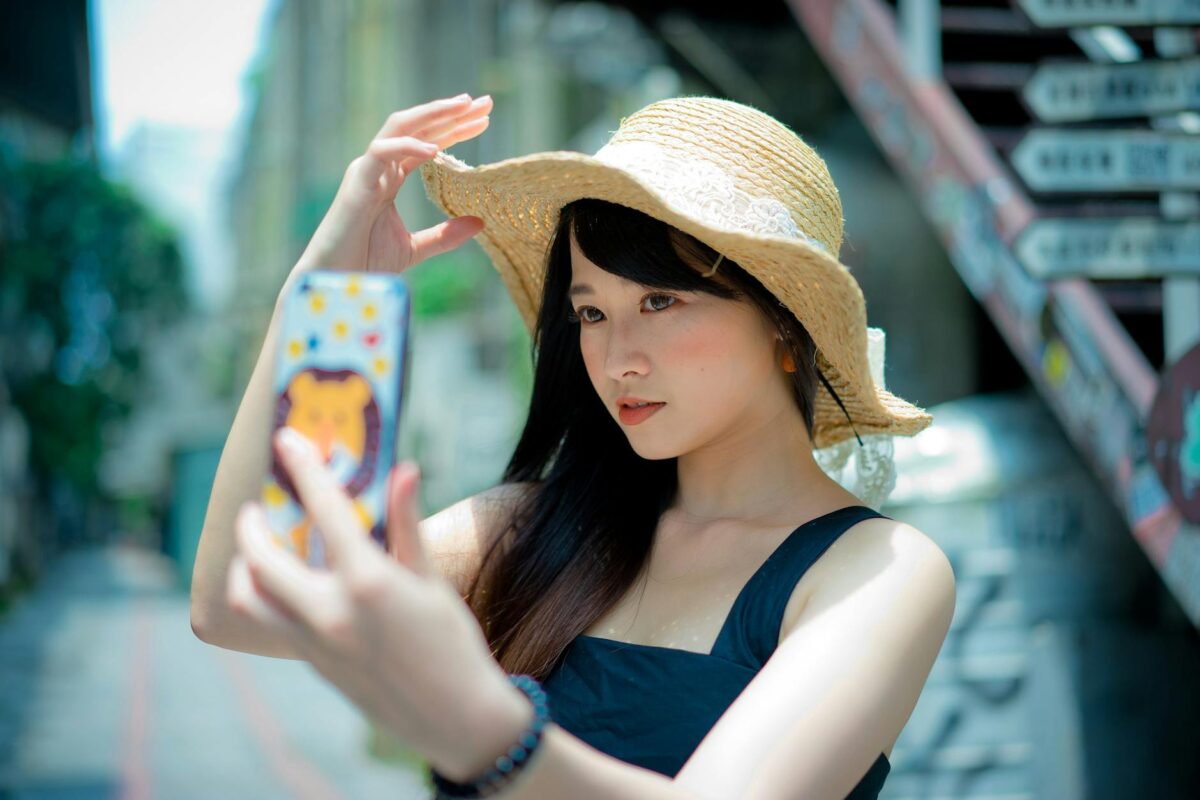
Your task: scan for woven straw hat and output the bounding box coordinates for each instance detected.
[419,95,932,450]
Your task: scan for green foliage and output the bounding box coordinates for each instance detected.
[406,250,491,318]
[507,301,533,403]
[0,144,189,496]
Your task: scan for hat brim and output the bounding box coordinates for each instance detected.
[420,149,932,449]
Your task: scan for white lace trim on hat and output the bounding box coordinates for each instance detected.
[813,327,897,511]
[593,140,830,254]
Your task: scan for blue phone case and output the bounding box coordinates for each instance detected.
[261,270,411,567]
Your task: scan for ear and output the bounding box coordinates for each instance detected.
[289,371,317,398]
[343,373,373,408]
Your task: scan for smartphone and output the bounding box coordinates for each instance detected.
[260,269,411,567]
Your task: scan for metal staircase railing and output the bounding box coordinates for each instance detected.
[786,0,1200,626]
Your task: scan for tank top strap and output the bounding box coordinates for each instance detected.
[710,505,890,668]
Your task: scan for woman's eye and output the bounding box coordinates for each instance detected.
[645,294,676,312]
[568,294,677,325]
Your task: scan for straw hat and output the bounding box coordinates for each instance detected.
[419,95,932,451]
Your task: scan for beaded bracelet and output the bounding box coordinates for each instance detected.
[429,674,550,799]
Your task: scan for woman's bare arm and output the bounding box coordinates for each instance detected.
[187,282,533,658]
[187,280,532,656]
[189,275,302,659]
[190,93,495,658]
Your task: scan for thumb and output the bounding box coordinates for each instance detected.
[385,461,431,575]
[408,215,484,264]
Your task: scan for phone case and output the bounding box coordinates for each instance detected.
[261,269,411,567]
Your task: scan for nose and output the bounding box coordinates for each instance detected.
[601,318,651,381]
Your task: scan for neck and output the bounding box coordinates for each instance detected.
[668,401,844,527]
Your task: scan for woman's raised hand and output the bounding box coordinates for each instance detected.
[294,93,493,276]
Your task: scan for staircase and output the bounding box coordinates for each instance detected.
[787,0,1200,627]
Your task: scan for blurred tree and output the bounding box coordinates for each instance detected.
[0,142,188,504]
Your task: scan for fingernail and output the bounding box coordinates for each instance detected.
[278,426,311,457]
[474,94,492,104]
[452,93,470,101]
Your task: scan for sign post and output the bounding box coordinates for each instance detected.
[1016,0,1200,27]
[1011,130,1200,192]
[1016,218,1200,279]
[1022,57,1200,123]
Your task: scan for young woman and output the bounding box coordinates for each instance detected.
[191,93,956,800]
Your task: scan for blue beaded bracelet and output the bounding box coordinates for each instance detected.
[429,674,550,799]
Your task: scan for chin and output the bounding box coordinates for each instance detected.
[623,435,685,462]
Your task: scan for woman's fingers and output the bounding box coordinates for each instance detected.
[357,136,442,191]
[350,95,493,208]
[410,95,492,143]
[408,216,485,264]
[228,544,315,657]
[373,94,474,140]
[356,100,491,194]
[372,92,489,145]
[383,463,431,576]
[395,114,491,174]
[234,503,343,637]
[272,427,380,584]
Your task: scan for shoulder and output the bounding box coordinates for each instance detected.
[788,516,956,637]
[419,481,540,596]
[678,517,956,794]
[837,516,953,580]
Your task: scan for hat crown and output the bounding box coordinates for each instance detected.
[599,97,844,256]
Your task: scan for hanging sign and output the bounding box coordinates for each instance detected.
[1022,57,1200,123]
[1016,218,1200,279]
[1016,0,1200,27]
[1011,130,1200,192]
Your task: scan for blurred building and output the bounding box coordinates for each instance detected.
[0,0,95,161]
[97,122,240,500]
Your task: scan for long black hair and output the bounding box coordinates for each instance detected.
[464,198,822,679]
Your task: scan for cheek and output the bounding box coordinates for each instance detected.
[668,314,766,377]
[578,335,604,380]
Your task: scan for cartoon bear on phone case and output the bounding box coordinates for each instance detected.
[267,368,384,560]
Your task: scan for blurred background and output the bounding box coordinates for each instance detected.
[2,0,1199,797]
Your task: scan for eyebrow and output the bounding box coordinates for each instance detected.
[568,284,594,298]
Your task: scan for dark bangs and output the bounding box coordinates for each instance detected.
[558,198,743,304]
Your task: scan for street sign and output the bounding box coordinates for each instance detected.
[1011,130,1200,192]
[1016,0,1200,27]
[1016,218,1200,279]
[1023,57,1200,123]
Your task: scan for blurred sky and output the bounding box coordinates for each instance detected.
[87,0,278,310]
[90,0,277,161]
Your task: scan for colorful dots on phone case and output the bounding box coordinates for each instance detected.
[263,481,288,507]
[266,270,411,568]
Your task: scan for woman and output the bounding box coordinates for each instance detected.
[191,93,956,799]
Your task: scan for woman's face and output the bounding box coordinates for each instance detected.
[568,235,785,459]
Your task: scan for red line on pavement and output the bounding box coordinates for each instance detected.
[120,599,153,800]
[215,648,345,800]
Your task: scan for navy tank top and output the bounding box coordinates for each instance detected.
[542,505,892,798]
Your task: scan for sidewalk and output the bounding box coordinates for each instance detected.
[0,545,431,799]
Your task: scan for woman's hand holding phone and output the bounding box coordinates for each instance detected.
[292,93,493,278]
